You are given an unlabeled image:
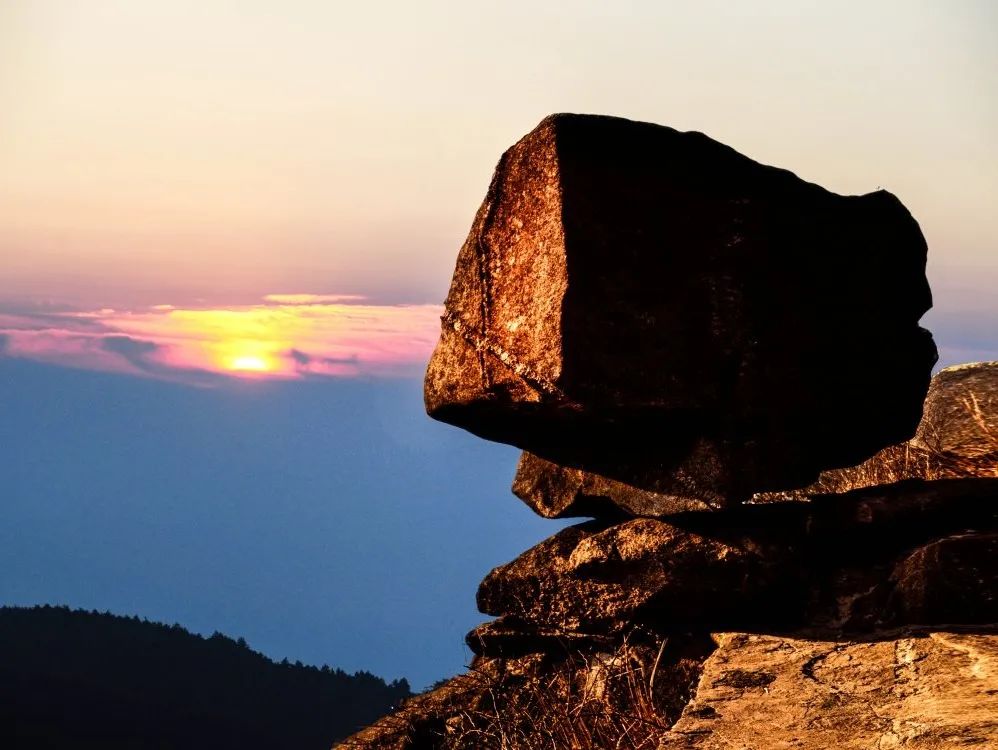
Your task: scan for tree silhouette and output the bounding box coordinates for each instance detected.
[0,606,410,749]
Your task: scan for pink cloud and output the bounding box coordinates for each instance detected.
[0,295,443,382]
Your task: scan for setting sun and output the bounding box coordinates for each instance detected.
[229,355,271,373]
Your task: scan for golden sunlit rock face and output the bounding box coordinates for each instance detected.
[0,295,443,382]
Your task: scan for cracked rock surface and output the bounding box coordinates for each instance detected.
[660,630,998,749]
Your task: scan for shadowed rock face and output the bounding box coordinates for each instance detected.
[512,451,718,517]
[475,479,998,639]
[425,113,936,505]
[888,533,998,624]
[514,362,998,518]
[752,360,998,502]
[475,518,789,634]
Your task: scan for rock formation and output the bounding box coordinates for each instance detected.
[340,114,996,750]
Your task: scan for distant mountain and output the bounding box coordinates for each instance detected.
[0,605,411,749]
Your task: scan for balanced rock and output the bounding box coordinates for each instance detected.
[425,113,936,505]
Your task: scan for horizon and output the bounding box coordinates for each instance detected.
[1,1,996,690]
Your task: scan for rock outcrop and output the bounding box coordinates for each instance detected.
[345,628,998,750]
[341,114,995,750]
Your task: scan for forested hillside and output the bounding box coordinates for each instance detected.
[0,605,411,749]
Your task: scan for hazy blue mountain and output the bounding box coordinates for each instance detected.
[0,358,568,689]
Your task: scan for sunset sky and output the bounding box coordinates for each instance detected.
[1,1,996,687]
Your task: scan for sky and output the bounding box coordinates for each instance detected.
[0,1,996,688]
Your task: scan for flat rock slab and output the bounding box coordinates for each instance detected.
[425,113,936,505]
[465,617,616,659]
[513,450,718,517]
[661,630,998,749]
[476,518,789,634]
[477,479,998,635]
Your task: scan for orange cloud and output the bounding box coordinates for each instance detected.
[261,294,367,305]
[0,296,443,382]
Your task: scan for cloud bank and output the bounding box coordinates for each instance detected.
[0,296,442,382]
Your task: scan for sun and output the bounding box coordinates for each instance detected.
[229,355,271,372]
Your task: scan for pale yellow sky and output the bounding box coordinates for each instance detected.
[1,1,996,317]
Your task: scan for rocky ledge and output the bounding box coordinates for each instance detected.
[339,114,996,749]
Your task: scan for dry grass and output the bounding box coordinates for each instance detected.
[340,633,713,750]
[450,640,705,749]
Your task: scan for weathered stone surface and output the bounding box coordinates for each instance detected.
[465,617,616,659]
[425,113,936,504]
[914,361,998,458]
[479,479,998,634]
[339,629,998,749]
[888,533,998,625]
[513,451,717,518]
[514,363,998,518]
[753,360,998,503]
[337,670,487,749]
[476,517,798,633]
[660,631,998,749]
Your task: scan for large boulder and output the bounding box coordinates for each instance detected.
[425,113,936,505]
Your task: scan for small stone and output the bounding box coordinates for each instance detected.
[888,533,998,625]
[512,451,717,518]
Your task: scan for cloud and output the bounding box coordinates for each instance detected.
[287,347,362,377]
[263,294,367,305]
[100,335,164,373]
[0,295,442,382]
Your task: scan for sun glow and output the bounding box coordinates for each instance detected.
[0,295,443,382]
[229,355,271,373]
